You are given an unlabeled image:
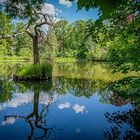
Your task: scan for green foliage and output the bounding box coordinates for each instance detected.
[53,19,107,60]
[0,39,14,56]
[13,22,32,57]
[0,12,14,56]
[70,0,126,18]
[15,63,52,78]
[15,80,53,93]
[81,0,140,72]
[44,27,59,60]
[106,0,140,73]
[0,12,12,36]
[53,77,106,98]
[2,0,44,22]
[0,79,15,102]
[54,57,77,63]
[108,76,140,107]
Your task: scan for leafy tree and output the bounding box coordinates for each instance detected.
[45,27,59,60]
[73,0,140,72]
[0,12,14,56]
[106,0,140,72]
[13,22,32,57]
[1,1,55,64]
[70,0,129,18]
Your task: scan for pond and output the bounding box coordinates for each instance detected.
[0,62,140,140]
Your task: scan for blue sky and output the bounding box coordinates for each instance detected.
[46,0,99,23]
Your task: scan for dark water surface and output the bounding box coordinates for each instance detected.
[0,62,140,140]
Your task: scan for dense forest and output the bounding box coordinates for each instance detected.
[0,17,108,60]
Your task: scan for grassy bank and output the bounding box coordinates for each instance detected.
[14,63,52,81]
[53,57,77,63]
[0,56,32,61]
[0,56,107,63]
[0,56,77,63]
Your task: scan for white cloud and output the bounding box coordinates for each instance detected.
[72,104,86,114]
[0,91,58,110]
[59,0,72,7]
[1,117,16,125]
[58,102,71,109]
[41,3,56,15]
[0,91,33,109]
[39,91,58,105]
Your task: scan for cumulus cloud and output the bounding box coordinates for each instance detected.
[41,3,56,15]
[72,104,86,114]
[59,0,72,7]
[58,102,71,109]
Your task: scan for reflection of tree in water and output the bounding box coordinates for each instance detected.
[104,76,140,140]
[104,109,140,140]
[2,81,62,140]
[0,63,24,103]
[100,90,130,106]
[0,78,15,103]
[53,77,107,98]
[108,76,140,107]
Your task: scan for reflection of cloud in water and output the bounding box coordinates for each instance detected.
[40,91,58,105]
[0,91,58,110]
[58,102,87,114]
[1,117,16,125]
[75,128,81,133]
[72,104,86,114]
[58,102,71,109]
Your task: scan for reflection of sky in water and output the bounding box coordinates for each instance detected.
[58,102,71,109]
[58,102,87,114]
[0,91,138,140]
[1,117,16,125]
[0,91,58,110]
[72,104,86,114]
[0,79,139,140]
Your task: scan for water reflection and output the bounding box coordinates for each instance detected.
[104,109,140,140]
[0,81,62,140]
[53,77,106,97]
[0,62,139,140]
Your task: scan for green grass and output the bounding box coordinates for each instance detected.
[15,63,52,78]
[0,56,31,61]
[54,57,77,63]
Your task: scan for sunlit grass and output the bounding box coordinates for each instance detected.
[0,56,31,61]
[15,63,52,78]
[54,57,77,63]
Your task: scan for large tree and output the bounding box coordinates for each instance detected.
[0,0,56,64]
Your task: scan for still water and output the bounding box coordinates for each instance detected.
[0,62,140,140]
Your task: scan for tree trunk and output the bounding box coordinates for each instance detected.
[33,36,40,64]
[33,91,39,118]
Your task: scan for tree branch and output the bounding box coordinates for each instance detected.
[25,24,34,38]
